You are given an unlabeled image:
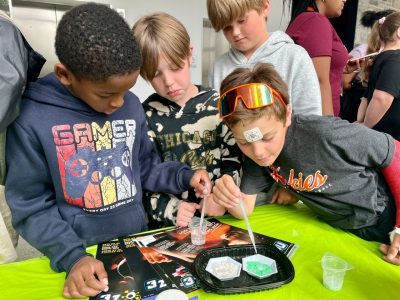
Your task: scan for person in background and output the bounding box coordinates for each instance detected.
[341,9,394,123]
[5,4,210,298]
[356,12,400,141]
[285,0,350,116]
[133,12,241,228]
[0,9,45,264]
[212,62,400,265]
[207,0,322,116]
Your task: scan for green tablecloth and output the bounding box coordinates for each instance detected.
[1,203,399,300]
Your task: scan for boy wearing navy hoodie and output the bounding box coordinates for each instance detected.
[5,3,210,299]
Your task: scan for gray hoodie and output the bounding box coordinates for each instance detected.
[0,13,28,132]
[209,31,322,116]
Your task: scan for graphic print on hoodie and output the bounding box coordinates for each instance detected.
[54,119,137,211]
[5,73,199,272]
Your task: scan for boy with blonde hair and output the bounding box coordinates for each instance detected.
[207,0,322,116]
[213,62,400,265]
[133,12,242,228]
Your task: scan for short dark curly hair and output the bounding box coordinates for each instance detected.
[55,3,141,81]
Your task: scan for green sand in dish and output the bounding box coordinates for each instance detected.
[246,261,273,276]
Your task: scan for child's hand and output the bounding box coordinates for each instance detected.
[199,193,226,216]
[176,201,200,227]
[344,55,367,73]
[63,256,108,298]
[271,186,299,205]
[212,174,241,208]
[190,169,211,197]
[380,231,400,265]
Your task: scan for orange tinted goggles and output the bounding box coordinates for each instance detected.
[218,83,286,118]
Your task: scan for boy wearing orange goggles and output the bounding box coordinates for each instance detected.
[213,62,400,266]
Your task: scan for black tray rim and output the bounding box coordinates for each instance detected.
[193,243,295,294]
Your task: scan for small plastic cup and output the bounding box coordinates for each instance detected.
[321,253,352,291]
[188,217,207,245]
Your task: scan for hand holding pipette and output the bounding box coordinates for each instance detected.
[211,174,258,220]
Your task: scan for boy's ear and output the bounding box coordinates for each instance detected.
[263,0,271,18]
[54,63,74,86]
[285,104,292,127]
[188,46,194,65]
[396,27,400,39]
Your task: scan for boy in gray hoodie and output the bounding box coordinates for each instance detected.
[207,0,322,116]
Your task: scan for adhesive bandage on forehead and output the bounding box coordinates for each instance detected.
[243,127,263,143]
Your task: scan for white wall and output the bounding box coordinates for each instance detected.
[269,0,290,31]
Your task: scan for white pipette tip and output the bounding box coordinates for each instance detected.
[199,194,207,230]
[235,176,257,254]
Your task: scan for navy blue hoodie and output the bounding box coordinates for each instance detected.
[5,73,194,272]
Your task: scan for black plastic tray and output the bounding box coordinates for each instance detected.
[193,243,295,294]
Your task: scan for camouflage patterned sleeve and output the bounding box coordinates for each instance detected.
[219,122,243,184]
[143,191,181,227]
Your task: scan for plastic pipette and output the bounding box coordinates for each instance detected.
[235,177,257,254]
[199,194,207,230]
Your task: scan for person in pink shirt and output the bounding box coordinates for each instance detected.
[285,0,349,116]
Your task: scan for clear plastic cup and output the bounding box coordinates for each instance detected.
[188,217,207,245]
[321,253,352,291]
